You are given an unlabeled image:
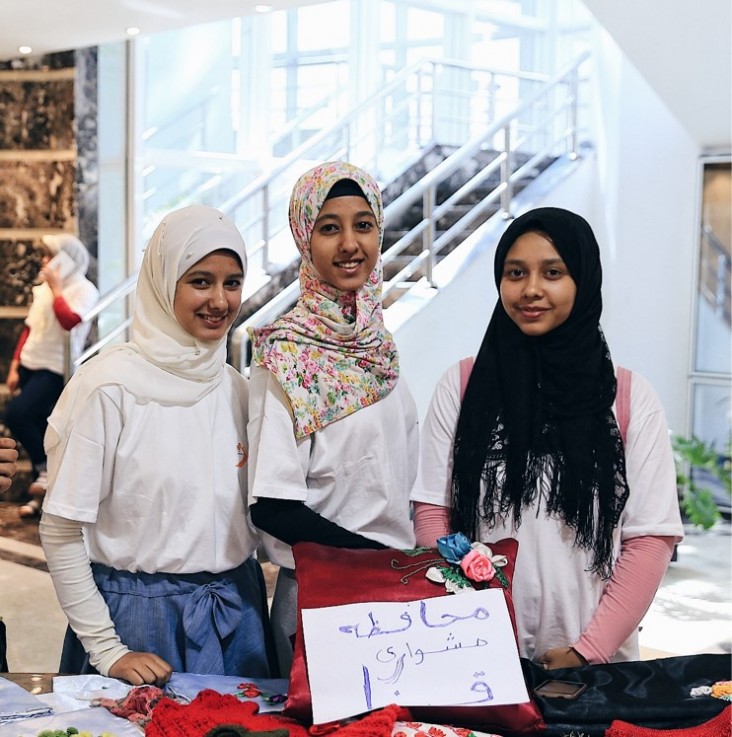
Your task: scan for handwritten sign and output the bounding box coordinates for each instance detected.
[301,588,529,724]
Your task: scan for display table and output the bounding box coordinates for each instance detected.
[2,672,56,695]
[1,657,730,737]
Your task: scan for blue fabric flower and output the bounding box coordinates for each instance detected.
[436,532,473,564]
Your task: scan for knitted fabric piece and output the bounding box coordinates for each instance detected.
[147,689,400,737]
[605,705,731,737]
[96,683,165,727]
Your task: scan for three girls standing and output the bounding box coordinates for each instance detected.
[42,178,681,683]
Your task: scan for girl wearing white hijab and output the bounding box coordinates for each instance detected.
[40,205,274,685]
[5,233,99,515]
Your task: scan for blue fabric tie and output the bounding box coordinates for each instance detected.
[183,579,243,674]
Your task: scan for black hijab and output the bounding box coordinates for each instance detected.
[451,207,629,578]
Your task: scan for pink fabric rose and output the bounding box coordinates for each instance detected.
[459,549,496,582]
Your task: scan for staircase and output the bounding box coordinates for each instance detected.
[4,52,592,383]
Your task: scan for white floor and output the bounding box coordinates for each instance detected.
[0,522,729,673]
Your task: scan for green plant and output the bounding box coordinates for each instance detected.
[672,434,731,529]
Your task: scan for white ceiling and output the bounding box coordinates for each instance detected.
[583,0,732,149]
[0,0,321,61]
[3,0,730,149]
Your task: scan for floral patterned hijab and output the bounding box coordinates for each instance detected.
[249,161,399,438]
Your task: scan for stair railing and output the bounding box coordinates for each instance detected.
[230,51,591,371]
[63,52,590,378]
[379,51,590,300]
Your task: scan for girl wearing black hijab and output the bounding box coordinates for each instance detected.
[411,207,683,669]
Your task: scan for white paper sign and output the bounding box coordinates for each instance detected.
[301,588,529,724]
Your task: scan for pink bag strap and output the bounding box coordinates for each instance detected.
[459,356,475,402]
[616,366,632,445]
[460,357,632,445]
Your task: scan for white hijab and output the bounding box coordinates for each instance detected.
[131,203,248,389]
[27,234,93,335]
[46,205,248,456]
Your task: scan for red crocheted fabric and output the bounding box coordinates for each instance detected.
[606,705,731,737]
[146,689,401,737]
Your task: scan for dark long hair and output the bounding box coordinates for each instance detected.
[451,207,629,578]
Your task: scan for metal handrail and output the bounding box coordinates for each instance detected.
[64,51,591,378]
[62,273,137,380]
[231,51,591,369]
[217,57,555,272]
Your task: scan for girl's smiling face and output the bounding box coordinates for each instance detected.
[173,249,243,341]
[309,195,380,291]
[500,230,577,336]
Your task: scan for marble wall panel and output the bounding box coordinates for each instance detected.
[75,47,98,260]
[0,160,76,229]
[0,239,44,307]
[0,49,101,386]
[0,317,26,383]
[0,79,74,150]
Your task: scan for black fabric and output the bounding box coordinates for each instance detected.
[250,497,386,550]
[521,654,731,736]
[0,618,8,671]
[451,207,629,577]
[323,178,366,200]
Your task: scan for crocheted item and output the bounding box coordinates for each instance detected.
[605,704,731,737]
[691,682,732,702]
[711,682,732,702]
[147,689,399,737]
[96,683,165,727]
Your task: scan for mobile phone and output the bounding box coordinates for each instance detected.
[46,250,76,279]
[533,679,588,700]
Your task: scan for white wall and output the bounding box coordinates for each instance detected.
[587,26,701,434]
[391,26,708,435]
[582,0,732,149]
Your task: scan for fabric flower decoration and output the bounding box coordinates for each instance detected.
[460,549,495,582]
[436,532,473,564]
[427,534,509,593]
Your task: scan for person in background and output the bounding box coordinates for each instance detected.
[40,205,273,685]
[5,234,99,517]
[411,206,683,669]
[0,437,18,494]
[247,161,419,676]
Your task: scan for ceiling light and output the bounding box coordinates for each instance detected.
[18,45,32,55]
[255,4,273,12]
[126,27,141,36]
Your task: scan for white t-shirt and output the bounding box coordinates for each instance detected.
[248,365,419,569]
[411,361,684,662]
[43,365,259,574]
[21,275,100,375]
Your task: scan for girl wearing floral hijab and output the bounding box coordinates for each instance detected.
[411,207,683,669]
[40,205,274,685]
[248,161,418,675]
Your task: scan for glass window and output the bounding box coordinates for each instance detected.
[695,159,732,375]
[297,2,349,51]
